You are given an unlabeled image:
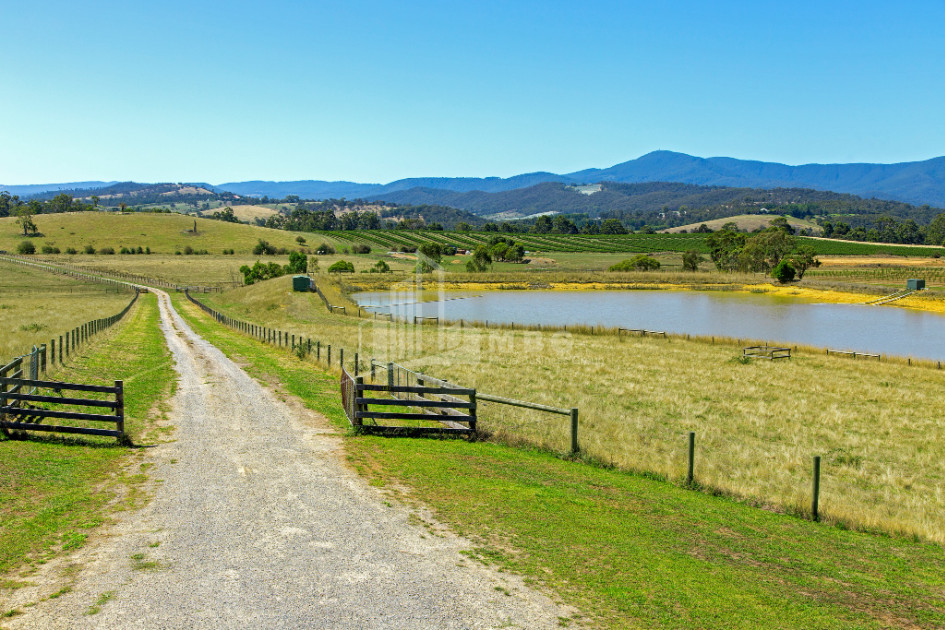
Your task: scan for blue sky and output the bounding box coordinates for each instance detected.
[2,1,943,184]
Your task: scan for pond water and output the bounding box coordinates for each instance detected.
[354,289,945,361]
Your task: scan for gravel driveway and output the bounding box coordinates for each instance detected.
[4,291,572,629]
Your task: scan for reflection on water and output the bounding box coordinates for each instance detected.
[354,289,945,361]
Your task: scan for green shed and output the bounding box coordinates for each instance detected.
[293,275,313,292]
[907,279,926,291]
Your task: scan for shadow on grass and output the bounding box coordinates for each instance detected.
[0,430,139,449]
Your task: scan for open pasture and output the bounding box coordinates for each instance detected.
[0,259,133,360]
[199,276,945,542]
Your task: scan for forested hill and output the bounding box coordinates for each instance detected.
[364,181,939,229]
[25,182,239,206]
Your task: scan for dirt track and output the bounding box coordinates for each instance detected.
[4,291,570,629]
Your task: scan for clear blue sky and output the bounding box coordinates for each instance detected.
[2,0,943,185]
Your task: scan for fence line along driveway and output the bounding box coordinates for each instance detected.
[3,290,571,629]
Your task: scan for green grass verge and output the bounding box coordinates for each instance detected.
[0,293,175,581]
[170,291,945,629]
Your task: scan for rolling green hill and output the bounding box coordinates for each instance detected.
[0,212,315,254]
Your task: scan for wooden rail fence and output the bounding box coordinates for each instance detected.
[743,345,792,360]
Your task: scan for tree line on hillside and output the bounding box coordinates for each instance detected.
[818,214,945,245]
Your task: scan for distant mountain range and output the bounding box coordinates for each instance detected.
[218,151,945,208]
[0,181,117,197]
[6,151,945,208]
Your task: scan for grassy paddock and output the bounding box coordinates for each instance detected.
[0,260,134,360]
[0,212,320,255]
[198,277,945,542]
[171,290,945,629]
[0,293,175,589]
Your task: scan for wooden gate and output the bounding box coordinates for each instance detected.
[0,356,125,440]
[342,366,475,436]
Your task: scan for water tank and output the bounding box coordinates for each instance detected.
[292,275,312,292]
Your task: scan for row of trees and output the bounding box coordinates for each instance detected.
[820,213,945,246]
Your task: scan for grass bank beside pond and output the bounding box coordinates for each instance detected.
[171,291,945,630]
[0,294,175,596]
[194,276,945,543]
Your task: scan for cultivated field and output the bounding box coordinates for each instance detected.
[200,276,945,542]
[0,259,135,360]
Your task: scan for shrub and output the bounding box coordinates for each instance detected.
[65,247,78,255]
[120,246,132,254]
[295,235,306,245]
[399,245,417,253]
[352,243,371,254]
[286,251,308,274]
[239,260,286,285]
[17,240,35,255]
[682,249,704,272]
[84,244,96,254]
[145,246,151,254]
[253,239,277,255]
[772,259,796,283]
[418,243,443,263]
[41,245,61,254]
[99,246,115,255]
[183,245,195,255]
[327,260,355,273]
[369,260,390,273]
[609,255,661,272]
[315,243,336,255]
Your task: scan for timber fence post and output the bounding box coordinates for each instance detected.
[812,456,822,522]
[115,380,125,440]
[570,408,579,454]
[687,432,695,485]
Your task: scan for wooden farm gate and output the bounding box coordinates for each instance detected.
[0,353,125,440]
[342,365,476,436]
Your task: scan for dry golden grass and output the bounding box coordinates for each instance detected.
[198,204,280,222]
[51,253,412,286]
[663,214,822,234]
[200,276,945,542]
[0,259,134,361]
[818,255,945,267]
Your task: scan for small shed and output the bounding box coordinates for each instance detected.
[292,275,313,292]
[907,279,926,291]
